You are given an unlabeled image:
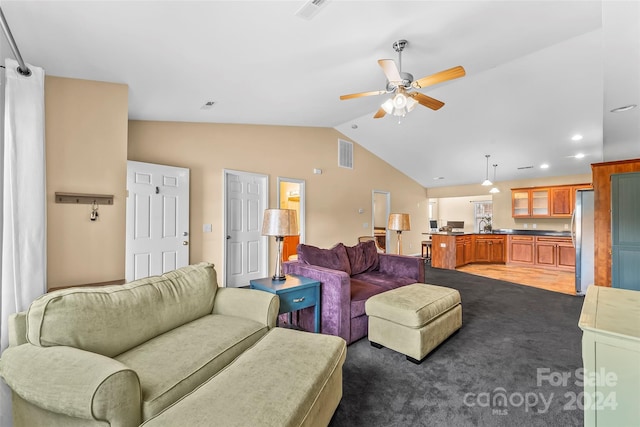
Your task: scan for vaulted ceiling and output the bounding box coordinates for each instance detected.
[2,1,638,187]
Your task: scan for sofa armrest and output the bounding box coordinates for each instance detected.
[212,287,279,329]
[378,253,425,283]
[282,261,351,342]
[0,344,141,427]
[8,311,27,347]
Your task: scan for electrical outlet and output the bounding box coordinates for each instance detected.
[203,224,212,233]
[440,243,446,248]
[532,224,537,229]
[363,222,368,228]
[523,223,528,229]
[564,224,569,230]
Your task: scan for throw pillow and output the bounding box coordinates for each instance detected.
[297,243,351,275]
[345,240,380,275]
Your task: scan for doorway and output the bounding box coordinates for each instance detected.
[372,190,390,253]
[277,177,305,261]
[223,170,269,288]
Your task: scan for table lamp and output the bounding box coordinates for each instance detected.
[261,208,299,281]
[388,213,411,255]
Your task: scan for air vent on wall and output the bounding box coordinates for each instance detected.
[295,0,329,20]
[338,139,353,169]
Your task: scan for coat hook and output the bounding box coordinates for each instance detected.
[90,201,99,221]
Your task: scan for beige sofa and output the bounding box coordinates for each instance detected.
[0,263,347,426]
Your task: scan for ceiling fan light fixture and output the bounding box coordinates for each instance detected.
[381,98,394,115]
[393,93,407,109]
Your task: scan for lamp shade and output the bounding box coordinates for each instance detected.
[261,209,299,237]
[388,213,411,231]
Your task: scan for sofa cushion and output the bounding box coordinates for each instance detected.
[349,278,386,319]
[297,243,351,275]
[26,263,218,357]
[345,241,379,275]
[351,271,417,290]
[115,313,268,420]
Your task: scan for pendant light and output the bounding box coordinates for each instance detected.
[489,164,500,194]
[481,154,492,186]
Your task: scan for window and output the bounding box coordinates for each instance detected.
[474,201,493,233]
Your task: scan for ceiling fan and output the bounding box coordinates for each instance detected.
[340,40,466,119]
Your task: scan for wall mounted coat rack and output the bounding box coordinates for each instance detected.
[55,192,114,205]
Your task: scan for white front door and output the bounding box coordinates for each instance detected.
[224,170,268,287]
[126,161,190,282]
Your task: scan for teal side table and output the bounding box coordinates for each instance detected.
[250,274,321,333]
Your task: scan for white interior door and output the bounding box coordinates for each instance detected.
[126,161,190,282]
[224,170,268,287]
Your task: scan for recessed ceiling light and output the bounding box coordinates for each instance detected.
[575,153,585,159]
[540,164,549,169]
[610,104,637,113]
[433,176,445,180]
[571,134,583,141]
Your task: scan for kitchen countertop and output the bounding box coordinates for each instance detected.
[425,229,572,237]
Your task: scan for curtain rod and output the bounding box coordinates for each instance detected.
[0,6,31,76]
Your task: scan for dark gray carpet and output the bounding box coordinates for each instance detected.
[329,265,585,427]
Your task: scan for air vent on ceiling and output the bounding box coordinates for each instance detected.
[295,0,329,20]
[338,139,353,169]
[517,165,534,170]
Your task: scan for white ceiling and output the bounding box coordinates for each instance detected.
[2,0,638,188]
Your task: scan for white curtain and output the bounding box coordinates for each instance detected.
[0,58,46,427]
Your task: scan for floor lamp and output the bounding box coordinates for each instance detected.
[388,213,411,255]
[261,208,299,281]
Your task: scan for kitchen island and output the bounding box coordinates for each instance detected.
[431,229,574,271]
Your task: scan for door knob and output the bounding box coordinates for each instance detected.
[182,241,189,246]
[227,235,231,240]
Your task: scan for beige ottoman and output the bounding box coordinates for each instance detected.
[365,283,462,364]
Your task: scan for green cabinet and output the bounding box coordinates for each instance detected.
[611,172,640,291]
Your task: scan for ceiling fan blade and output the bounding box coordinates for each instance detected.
[378,59,402,84]
[409,92,445,110]
[373,108,386,119]
[412,66,466,89]
[340,90,386,100]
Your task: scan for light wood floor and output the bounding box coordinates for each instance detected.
[456,264,576,295]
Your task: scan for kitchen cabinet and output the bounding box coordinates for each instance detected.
[508,235,535,264]
[535,236,575,271]
[611,172,640,291]
[592,159,640,287]
[474,235,505,263]
[512,183,591,218]
[455,235,473,267]
[550,184,594,217]
[511,188,549,217]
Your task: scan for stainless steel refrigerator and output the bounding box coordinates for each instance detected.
[572,189,594,295]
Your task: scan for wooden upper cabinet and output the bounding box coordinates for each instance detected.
[512,189,531,217]
[512,183,591,218]
[531,189,549,216]
[550,186,573,217]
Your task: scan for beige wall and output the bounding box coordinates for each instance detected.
[46,76,128,288]
[427,173,592,231]
[437,195,493,233]
[128,121,429,281]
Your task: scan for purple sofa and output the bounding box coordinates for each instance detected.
[282,240,425,344]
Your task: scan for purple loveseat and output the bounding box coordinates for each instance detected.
[282,240,425,344]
